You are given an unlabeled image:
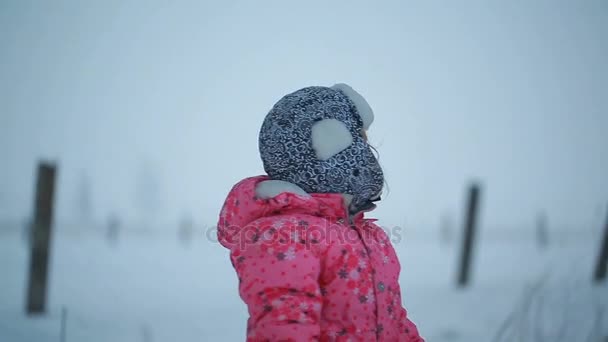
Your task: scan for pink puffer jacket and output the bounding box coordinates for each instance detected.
[218,176,423,342]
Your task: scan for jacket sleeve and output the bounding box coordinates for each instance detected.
[231,224,322,342]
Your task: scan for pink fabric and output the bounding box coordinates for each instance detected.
[218,176,423,342]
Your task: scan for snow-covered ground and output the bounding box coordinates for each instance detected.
[1,223,606,342]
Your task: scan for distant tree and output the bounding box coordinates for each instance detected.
[106,213,120,245]
[75,171,93,224]
[134,159,164,227]
[536,211,549,249]
[141,324,154,342]
[439,213,453,247]
[178,213,194,246]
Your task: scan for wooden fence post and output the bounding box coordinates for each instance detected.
[593,204,608,283]
[26,162,57,314]
[536,211,549,249]
[60,306,68,342]
[178,214,194,246]
[106,214,120,245]
[457,182,481,287]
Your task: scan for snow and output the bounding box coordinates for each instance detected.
[1,224,606,342]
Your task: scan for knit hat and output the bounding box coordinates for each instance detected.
[258,83,384,215]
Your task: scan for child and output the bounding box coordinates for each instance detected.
[218,84,424,341]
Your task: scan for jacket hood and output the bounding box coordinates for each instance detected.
[217,176,367,250]
[258,85,384,215]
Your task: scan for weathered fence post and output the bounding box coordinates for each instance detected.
[106,214,120,245]
[536,211,549,250]
[593,205,608,283]
[178,214,194,246]
[26,162,57,314]
[60,306,68,342]
[141,323,153,342]
[457,182,481,288]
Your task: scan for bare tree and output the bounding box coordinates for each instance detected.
[134,159,164,228]
[536,211,549,249]
[106,213,121,245]
[178,213,194,246]
[439,212,453,248]
[75,171,93,225]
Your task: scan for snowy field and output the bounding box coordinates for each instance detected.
[1,223,607,342]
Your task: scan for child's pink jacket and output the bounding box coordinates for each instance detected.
[218,176,423,342]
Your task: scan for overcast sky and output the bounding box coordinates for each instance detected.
[1,0,607,231]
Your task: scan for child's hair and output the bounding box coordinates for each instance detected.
[368,142,390,199]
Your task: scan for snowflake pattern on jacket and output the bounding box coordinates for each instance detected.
[218,176,423,342]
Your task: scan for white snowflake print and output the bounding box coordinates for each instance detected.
[312,302,322,312]
[299,302,309,310]
[291,230,300,241]
[272,299,283,308]
[367,289,375,303]
[353,288,360,295]
[272,220,284,229]
[262,230,274,241]
[382,254,389,264]
[349,269,360,280]
[284,246,296,260]
[278,314,287,321]
[358,259,367,269]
